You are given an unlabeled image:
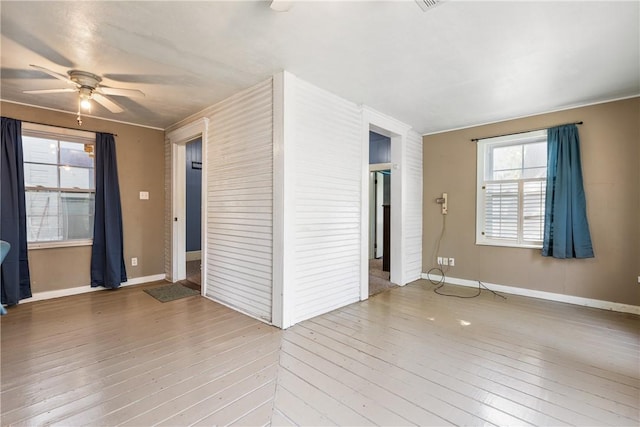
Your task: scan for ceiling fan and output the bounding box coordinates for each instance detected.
[24,64,145,124]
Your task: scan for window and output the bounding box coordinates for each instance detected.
[22,123,96,248]
[476,130,547,248]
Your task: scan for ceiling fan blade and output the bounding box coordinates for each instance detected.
[23,88,76,94]
[29,64,75,85]
[92,93,124,113]
[97,87,145,98]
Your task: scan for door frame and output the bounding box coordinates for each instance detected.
[361,108,411,300]
[167,118,209,294]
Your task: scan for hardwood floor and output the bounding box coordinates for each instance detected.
[2,279,638,426]
[181,260,202,292]
[369,258,395,297]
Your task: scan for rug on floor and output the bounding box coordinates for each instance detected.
[144,284,200,303]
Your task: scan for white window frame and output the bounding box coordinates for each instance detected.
[476,130,547,249]
[22,123,96,250]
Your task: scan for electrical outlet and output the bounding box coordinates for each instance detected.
[442,193,448,215]
[449,258,455,267]
[437,256,443,266]
[131,257,138,266]
[442,257,449,266]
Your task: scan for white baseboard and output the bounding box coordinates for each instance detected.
[186,251,201,262]
[420,273,640,315]
[22,274,167,304]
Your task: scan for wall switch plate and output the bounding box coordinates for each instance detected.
[437,257,443,266]
[442,257,449,266]
[131,257,138,266]
[449,258,455,267]
[139,191,149,200]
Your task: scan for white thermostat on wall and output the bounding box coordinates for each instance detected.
[139,191,149,200]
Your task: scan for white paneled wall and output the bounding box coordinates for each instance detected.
[205,79,273,322]
[166,72,423,329]
[291,79,362,324]
[404,130,423,282]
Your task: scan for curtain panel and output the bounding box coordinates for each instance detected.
[91,132,127,288]
[1,117,32,305]
[542,124,594,259]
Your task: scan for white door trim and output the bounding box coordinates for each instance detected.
[167,118,209,294]
[361,107,411,300]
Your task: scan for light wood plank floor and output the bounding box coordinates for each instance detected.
[2,279,638,426]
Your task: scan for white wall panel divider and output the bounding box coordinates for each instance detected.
[291,76,363,325]
[205,79,274,323]
[165,72,422,329]
[404,130,423,283]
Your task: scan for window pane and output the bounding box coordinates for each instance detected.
[24,163,58,187]
[60,166,94,189]
[60,141,94,168]
[494,169,523,180]
[25,191,61,242]
[22,136,57,164]
[522,167,547,179]
[491,145,522,180]
[60,193,94,239]
[523,142,547,178]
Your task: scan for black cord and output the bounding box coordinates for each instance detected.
[426,210,506,300]
[426,267,506,299]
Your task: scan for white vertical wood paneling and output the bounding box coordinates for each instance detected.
[292,79,362,324]
[404,130,423,282]
[164,137,173,281]
[206,79,273,322]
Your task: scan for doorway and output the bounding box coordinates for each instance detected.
[184,137,202,291]
[168,117,208,294]
[369,168,393,295]
[368,131,394,296]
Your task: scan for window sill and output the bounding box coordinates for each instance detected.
[476,240,542,250]
[28,239,93,250]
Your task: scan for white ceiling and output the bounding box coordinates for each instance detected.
[1,1,638,134]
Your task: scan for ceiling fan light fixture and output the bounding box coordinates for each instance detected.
[78,87,92,111]
[79,98,91,111]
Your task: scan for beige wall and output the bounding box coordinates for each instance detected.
[1,101,166,293]
[422,97,640,306]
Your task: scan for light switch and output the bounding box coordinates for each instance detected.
[139,191,149,200]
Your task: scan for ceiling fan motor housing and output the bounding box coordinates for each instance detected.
[68,70,102,90]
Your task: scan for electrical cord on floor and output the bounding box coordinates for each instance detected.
[426,213,506,300]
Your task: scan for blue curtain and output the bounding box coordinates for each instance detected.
[1,117,32,305]
[542,124,594,259]
[91,133,127,288]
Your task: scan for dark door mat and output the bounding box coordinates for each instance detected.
[144,283,200,303]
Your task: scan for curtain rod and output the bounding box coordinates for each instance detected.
[18,119,118,137]
[470,121,582,142]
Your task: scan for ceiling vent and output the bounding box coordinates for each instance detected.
[415,0,444,12]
